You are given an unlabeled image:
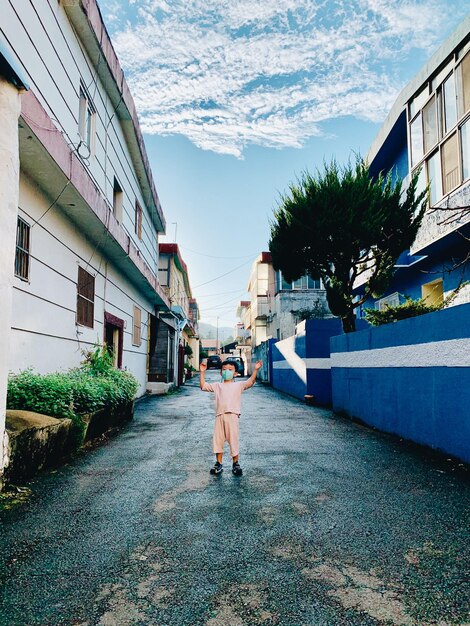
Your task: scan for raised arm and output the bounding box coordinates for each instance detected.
[199,360,207,389]
[244,360,263,389]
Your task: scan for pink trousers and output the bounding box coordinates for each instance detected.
[213,412,240,458]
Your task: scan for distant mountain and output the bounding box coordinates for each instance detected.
[198,322,233,342]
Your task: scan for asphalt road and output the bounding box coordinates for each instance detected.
[0,372,469,626]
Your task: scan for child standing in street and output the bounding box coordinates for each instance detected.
[200,359,263,476]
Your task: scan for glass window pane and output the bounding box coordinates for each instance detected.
[460,52,470,116]
[281,273,291,290]
[443,74,457,133]
[461,119,470,181]
[307,274,321,289]
[442,133,460,194]
[414,166,426,196]
[409,86,429,118]
[426,152,442,206]
[410,114,424,167]
[423,96,438,153]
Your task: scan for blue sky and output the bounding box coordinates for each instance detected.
[98,0,469,329]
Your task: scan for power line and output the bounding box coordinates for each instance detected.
[193,258,255,289]
[179,245,259,260]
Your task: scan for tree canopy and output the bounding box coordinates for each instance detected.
[269,159,427,332]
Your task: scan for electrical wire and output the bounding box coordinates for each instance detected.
[192,258,255,289]
[30,179,71,230]
[179,245,259,260]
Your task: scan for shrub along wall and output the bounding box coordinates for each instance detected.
[7,367,138,445]
[7,346,138,444]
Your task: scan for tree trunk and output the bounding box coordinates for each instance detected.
[341,309,356,333]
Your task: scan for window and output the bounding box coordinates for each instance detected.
[293,276,306,289]
[409,86,429,119]
[281,274,291,290]
[441,132,459,194]
[113,177,123,222]
[77,267,95,328]
[307,274,321,289]
[461,119,470,181]
[376,292,400,310]
[423,96,438,153]
[459,51,470,117]
[135,201,142,239]
[15,217,30,281]
[422,279,443,306]
[133,306,142,346]
[426,151,442,206]
[78,85,96,154]
[158,256,170,287]
[410,114,424,167]
[413,166,427,206]
[443,73,457,133]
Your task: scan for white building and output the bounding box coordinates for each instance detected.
[1,1,170,406]
[267,270,331,340]
[239,252,331,346]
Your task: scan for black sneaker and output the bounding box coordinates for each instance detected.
[210,462,223,475]
[232,462,243,476]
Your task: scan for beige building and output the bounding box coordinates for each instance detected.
[246,253,275,348]
[153,243,199,390]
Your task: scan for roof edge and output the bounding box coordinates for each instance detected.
[367,15,470,165]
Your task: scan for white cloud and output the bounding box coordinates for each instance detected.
[101,0,468,157]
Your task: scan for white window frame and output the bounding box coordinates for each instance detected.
[78,84,96,156]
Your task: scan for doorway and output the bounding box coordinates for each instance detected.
[104,312,124,368]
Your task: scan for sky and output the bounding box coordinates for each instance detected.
[98,0,470,329]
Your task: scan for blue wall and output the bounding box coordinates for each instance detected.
[271,318,367,404]
[331,303,470,463]
[358,237,470,316]
[271,324,308,400]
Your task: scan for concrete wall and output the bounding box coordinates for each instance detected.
[271,319,365,403]
[11,175,154,396]
[268,290,330,341]
[0,78,22,483]
[251,339,276,383]
[331,303,470,463]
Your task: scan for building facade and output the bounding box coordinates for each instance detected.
[267,270,331,341]
[1,1,172,403]
[356,17,470,313]
[153,243,199,390]
[245,253,276,348]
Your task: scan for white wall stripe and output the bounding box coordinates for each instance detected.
[331,337,470,369]
[273,358,331,370]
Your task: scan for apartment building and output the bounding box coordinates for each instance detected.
[357,16,470,312]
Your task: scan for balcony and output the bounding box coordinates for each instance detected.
[411,180,470,254]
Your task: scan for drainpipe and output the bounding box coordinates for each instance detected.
[0,76,23,488]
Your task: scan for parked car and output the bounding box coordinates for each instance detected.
[226,356,245,377]
[206,355,222,369]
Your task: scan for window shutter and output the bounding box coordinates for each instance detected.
[77,267,95,328]
[133,305,142,346]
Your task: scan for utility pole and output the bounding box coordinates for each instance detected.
[216,316,219,354]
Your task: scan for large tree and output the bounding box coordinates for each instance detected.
[269,159,427,333]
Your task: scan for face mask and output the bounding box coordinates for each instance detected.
[221,369,234,381]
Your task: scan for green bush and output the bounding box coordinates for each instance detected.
[7,370,74,419]
[364,285,466,327]
[7,346,139,448]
